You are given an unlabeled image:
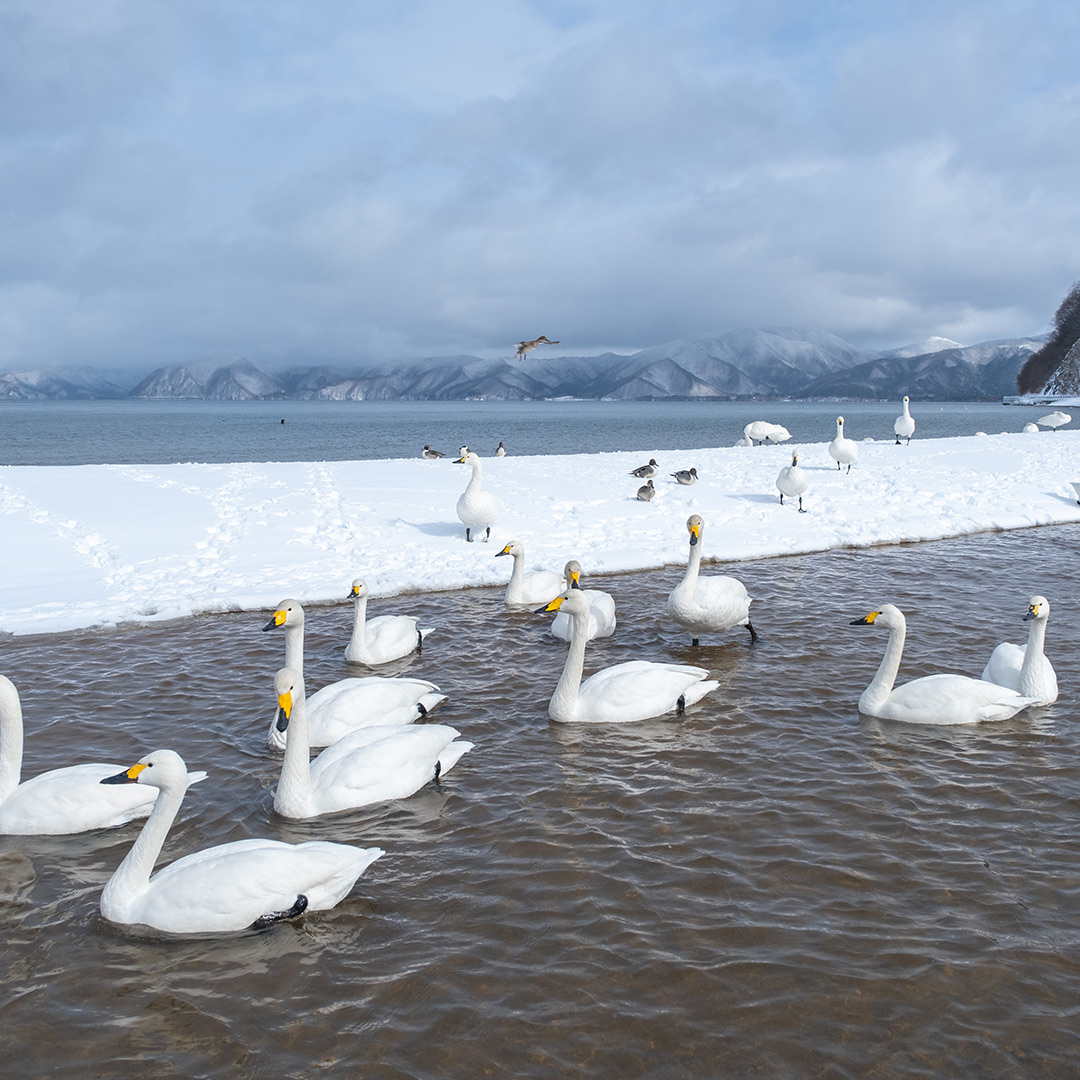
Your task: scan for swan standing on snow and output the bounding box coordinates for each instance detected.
[0,674,202,836]
[454,450,499,542]
[539,591,718,723]
[272,668,472,818]
[1037,410,1071,431]
[264,600,445,750]
[894,396,915,444]
[496,540,565,608]
[344,579,433,665]
[850,604,1037,724]
[828,416,859,473]
[667,515,756,645]
[550,561,616,641]
[99,749,384,934]
[776,453,808,512]
[981,595,1058,705]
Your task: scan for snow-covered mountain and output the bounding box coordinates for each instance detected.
[0,366,128,399]
[131,359,285,399]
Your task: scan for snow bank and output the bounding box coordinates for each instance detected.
[3,432,1080,635]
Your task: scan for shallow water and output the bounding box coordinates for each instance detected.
[1,524,1078,1078]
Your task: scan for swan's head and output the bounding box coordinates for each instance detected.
[496,540,522,559]
[455,450,479,465]
[790,453,799,466]
[263,599,304,632]
[538,590,589,616]
[101,748,189,791]
[1024,596,1050,622]
[850,603,905,630]
[836,416,845,429]
[348,579,369,600]
[902,395,910,404]
[563,560,581,588]
[686,514,703,546]
[273,667,304,733]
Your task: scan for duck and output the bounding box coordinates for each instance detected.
[0,674,205,836]
[671,467,698,485]
[850,604,1037,724]
[344,578,433,665]
[495,540,565,608]
[981,595,1058,705]
[893,396,915,444]
[743,421,791,446]
[263,599,445,750]
[827,416,859,473]
[514,336,559,360]
[630,459,659,479]
[776,453,808,512]
[99,749,384,934]
[454,450,499,542]
[550,561,616,641]
[667,515,756,645]
[272,668,473,819]
[422,445,445,459]
[539,591,718,723]
[636,479,655,502]
[495,441,506,457]
[1037,410,1071,430]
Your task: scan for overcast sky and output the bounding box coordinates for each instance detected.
[1,0,1078,370]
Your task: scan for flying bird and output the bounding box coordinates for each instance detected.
[514,336,560,360]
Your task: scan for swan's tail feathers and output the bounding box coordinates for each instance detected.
[187,771,209,786]
[252,893,309,930]
[417,692,449,716]
[436,739,475,777]
[681,680,720,710]
[417,626,436,651]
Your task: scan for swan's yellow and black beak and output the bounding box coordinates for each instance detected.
[850,611,879,626]
[454,455,467,464]
[101,762,147,785]
[263,609,287,632]
[276,690,293,732]
[495,545,512,557]
[537,596,565,614]
[347,585,360,599]
[1023,603,1039,622]
[569,571,581,589]
[689,521,701,547]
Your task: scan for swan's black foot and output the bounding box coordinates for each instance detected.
[252,893,309,929]
[746,621,758,644]
[483,527,491,542]
[691,637,700,647]
[676,694,686,715]
[798,499,807,513]
[465,528,473,542]
[433,760,442,783]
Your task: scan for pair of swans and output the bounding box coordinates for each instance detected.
[828,417,859,473]
[455,450,499,542]
[851,604,1037,724]
[345,578,433,666]
[264,599,445,750]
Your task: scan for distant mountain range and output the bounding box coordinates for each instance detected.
[0,328,1047,402]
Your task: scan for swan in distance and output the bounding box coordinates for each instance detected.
[828,416,859,473]
[99,749,384,934]
[264,600,445,750]
[851,604,1037,724]
[667,515,756,645]
[272,668,473,819]
[981,595,1058,705]
[743,421,791,445]
[1037,410,1071,430]
[776,453,808,512]
[344,578,433,665]
[671,467,698,485]
[894,396,915,444]
[454,450,499,542]
[496,540,565,608]
[550,561,616,641]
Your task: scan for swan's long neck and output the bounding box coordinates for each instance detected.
[903,401,911,419]
[283,622,304,675]
[507,552,525,598]
[549,608,588,721]
[275,682,312,818]
[861,621,905,713]
[347,594,369,655]
[682,535,703,593]
[466,460,483,494]
[1019,615,1048,695]
[0,679,23,802]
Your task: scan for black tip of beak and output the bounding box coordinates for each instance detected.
[275,707,290,732]
[689,535,698,546]
[100,770,133,785]
[262,619,277,632]
[534,603,551,614]
[849,617,869,625]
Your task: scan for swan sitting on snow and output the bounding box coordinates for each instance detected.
[539,590,718,723]
[496,540,565,608]
[850,604,1037,724]
[99,748,383,934]
[743,421,791,446]
[344,578,433,665]
[272,668,473,819]
[454,450,499,542]
[1037,410,1071,430]
[264,599,445,750]
[894,396,915,444]
[981,595,1058,706]
[550,561,616,641]
[828,416,859,473]
[667,515,756,645]
[776,453,808,511]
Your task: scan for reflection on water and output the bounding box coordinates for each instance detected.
[2,525,1079,1078]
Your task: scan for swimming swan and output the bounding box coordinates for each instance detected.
[0,674,204,836]
[99,749,383,934]
[272,668,473,818]
[667,515,756,645]
[263,599,446,750]
[496,540,564,607]
[454,450,499,542]
[539,591,718,723]
[828,416,859,473]
[981,595,1058,705]
[894,397,915,444]
[550,561,616,641]
[344,578,433,665]
[851,604,1037,724]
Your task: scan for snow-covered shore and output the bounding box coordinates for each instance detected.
[3,431,1079,636]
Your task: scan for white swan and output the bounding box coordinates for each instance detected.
[776,453,808,511]
[1037,410,1071,430]
[496,540,565,608]
[344,579,433,665]
[828,416,858,473]
[667,515,756,646]
[539,590,718,723]
[981,595,1058,705]
[851,604,1037,724]
[0,675,204,836]
[743,421,791,445]
[99,749,384,934]
[454,450,499,542]
[894,396,915,444]
[263,599,445,750]
[551,561,616,641]
[272,668,473,818]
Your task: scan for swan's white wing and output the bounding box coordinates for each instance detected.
[551,589,616,641]
[879,673,1035,725]
[982,642,1024,690]
[572,660,717,724]
[351,614,423,664]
